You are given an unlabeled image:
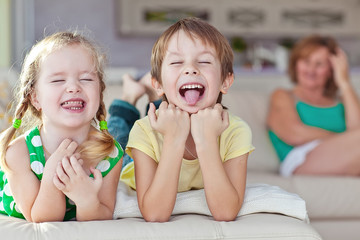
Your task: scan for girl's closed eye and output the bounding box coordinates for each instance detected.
[170,61,183,65]
[51,79,65,83]
[80,78,94,82]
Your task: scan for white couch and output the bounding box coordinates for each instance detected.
[2,69,359,239]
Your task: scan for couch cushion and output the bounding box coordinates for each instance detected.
[223,91,280,173]
[247,172,360,219]
[0,213,321,240]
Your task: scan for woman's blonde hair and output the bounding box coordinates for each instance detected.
[150,17,234,104]
[288,35,338,98]
[0,31,115,171]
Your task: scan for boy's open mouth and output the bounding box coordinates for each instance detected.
[179,84,205,105]
[61,100,85,110]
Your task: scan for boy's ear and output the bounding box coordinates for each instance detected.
[220,73,234,94]
[151,77,165,97]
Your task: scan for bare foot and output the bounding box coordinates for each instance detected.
[139,72,161,102]
[121,74,146,106]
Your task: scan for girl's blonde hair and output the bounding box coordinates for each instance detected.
[288,35,338,98]
[151,17,234,104]
[0,31,115,171]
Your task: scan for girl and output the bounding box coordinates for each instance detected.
[119,17,254,222]
[0,32,123,222]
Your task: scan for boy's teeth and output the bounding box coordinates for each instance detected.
[181,84,203,89]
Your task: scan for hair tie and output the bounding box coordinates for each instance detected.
[99,120,108,130]
[13,118,22,129]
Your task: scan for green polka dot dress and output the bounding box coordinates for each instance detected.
[0,126,123,220]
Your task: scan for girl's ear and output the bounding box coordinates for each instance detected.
[151,77,165,97]
[220,73,234,94]
[30,90,41,111]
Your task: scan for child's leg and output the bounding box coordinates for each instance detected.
[295,128,360,175]
[108,74,145,149]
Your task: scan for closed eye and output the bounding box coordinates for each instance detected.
[170,62,183,65]
[80,78,94,81]
[199,61,211,64]
[51,80,65,83]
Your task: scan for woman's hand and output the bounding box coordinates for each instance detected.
[148,102,190,141]
[330,48,350,89]
[190,103,229,144]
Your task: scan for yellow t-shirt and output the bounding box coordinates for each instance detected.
[120,112,255,192]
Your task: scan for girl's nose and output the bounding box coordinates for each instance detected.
[66,80,81,93]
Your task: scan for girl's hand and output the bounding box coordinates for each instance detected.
[330,48,350,89]
[53,155,103,208]
[190,104,229,144]
[148,102,190,140]
[46,139,78,165]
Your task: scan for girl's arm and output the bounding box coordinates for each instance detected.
[267,89,334,146]
[133,102,189,222]
[330,48,360,130]
[53,155,122,221]
[6,138,76,222]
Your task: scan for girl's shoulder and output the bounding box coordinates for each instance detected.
[6,135,30,171]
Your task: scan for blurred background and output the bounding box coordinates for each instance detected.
[1,0,360,73]
[1,0,360,123]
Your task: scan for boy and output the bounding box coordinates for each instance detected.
[119,17,254,222]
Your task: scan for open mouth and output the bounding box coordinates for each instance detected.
[61,100,85,110]
[179,84,205,105]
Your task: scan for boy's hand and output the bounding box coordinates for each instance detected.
[148,102,190,140]
[190,104,229,144]
[53,155,103,208]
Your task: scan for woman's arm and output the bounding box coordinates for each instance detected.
[267,89,333,146]
[330,49,360,130]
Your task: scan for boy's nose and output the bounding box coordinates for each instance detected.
[184,66,199,75]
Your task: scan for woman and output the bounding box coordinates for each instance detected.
[267,35,360,176]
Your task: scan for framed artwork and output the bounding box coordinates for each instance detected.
[117,0,360,37]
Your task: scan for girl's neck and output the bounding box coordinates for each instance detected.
[40,123,92,154]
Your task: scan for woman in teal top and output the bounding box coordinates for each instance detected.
[267,35,360,176]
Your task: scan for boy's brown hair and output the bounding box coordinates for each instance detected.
[150,17,234,103]
[288,35,338,97]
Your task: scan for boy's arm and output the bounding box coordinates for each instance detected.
[191,104,247,221]
[133,137,184,222]
[197,141,248,221]
[133,102,189,222]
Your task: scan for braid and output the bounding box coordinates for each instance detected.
[0,97,31,172]
[78,99,115,166]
